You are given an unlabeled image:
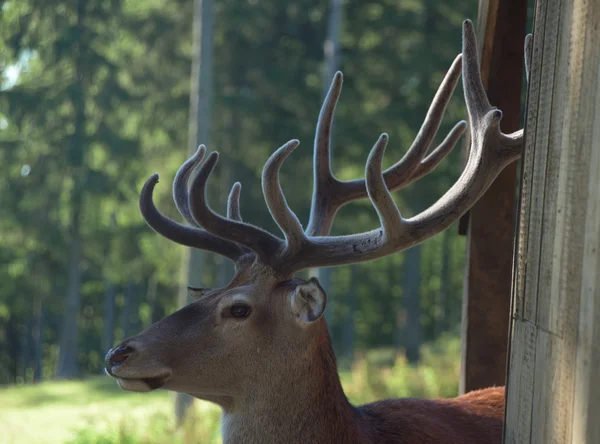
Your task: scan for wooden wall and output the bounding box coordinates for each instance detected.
[503,0,600,442]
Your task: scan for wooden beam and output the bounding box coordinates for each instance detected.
[459,0,528,394]
[504,0,600,442]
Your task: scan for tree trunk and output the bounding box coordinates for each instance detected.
[147,275,162,326]
[103,281,115,351]
[438,229,451,335]
[33,295,44,382]
[403,245,422,363]
[322,0,342,99]
[103,211,116,352]
[22,302,32,382]
[342,266,356,361]
[7,316,19,383]
[175,0,215,425]
[310,0,343,325]
[122,281,136,339]
[57,0,86,379]
[57,216,82,378]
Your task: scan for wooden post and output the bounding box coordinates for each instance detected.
[504,0,600,442]
[459,0,527,394]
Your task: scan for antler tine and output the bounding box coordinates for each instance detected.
[498,32,533,150]
[274,19,526,275]
[172,145,206,226]
[462,21,494,126]
[305,55,467,237]
[262,139,306,253]
[188,151,284,262]
[139,173,244,261]
[486,32,532,154]
[365,134,404,242]
[305,71,343,237]
[406,19,524,230]
[524,34,533,83]
[227,182,243,221]
[462,20,522,161]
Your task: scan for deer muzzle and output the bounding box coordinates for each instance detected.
[105,340,172,392]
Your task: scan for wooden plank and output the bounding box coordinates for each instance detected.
[503,320,537,444]
[523,0,561,326]
[512,0,548,320]
[459,0,527,394]
[567,1,600,441]
[503,3,548,432]
[504,0,600,441]
[529,329,557,444]
[572,86,600,442]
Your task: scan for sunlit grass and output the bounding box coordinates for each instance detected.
[0,377,187,444]
[0,335,460,443]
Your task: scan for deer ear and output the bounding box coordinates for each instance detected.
[188,286,211,299]
[289,277,327,325]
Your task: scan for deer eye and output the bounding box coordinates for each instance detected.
[230,304,251,318]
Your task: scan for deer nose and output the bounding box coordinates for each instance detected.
[106,344,134,367]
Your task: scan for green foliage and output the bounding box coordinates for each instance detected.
[66,408,222,444]
[342,333,460,402]
[0,0,478,382]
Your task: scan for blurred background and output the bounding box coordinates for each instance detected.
[0,0,532,442]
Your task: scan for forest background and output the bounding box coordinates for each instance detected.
[0,0,532,442]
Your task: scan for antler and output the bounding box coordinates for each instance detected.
[140,20,531,277]
[268,20,527,273]
[306,54,467,236]
[270,19,529,273]
[139,146,248,262]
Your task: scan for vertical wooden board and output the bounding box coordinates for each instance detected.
[521,0,563,324]
[530,0,588,440]
[533,0,564,334]
[568,1,600,441]
[504,320,537,444]
[504,0,548,438]
[571,82,600,441]
[538,19,572,335]
[529,330,557,444]
[506,0,600,441]
[530,327,580,443]
[545,0,579,345]
[513,0,548,320]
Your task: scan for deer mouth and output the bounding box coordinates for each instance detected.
[105,370,171,392]
[105,365,171,392]
[115,374,170,392]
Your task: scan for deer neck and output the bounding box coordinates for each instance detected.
[221,324,363,444]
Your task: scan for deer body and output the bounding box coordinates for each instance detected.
[106,21,530,444]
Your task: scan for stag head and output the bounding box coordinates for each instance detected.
[105,21,525,407]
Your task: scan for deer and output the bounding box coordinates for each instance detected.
[105,21,532,443]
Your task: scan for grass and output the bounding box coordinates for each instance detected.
[0,334,460,443]
[0,376,211,444]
